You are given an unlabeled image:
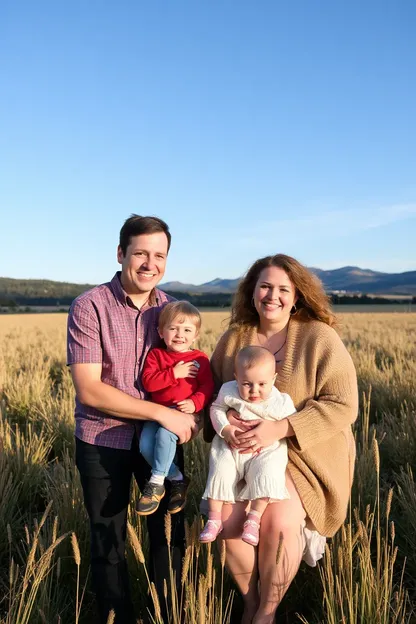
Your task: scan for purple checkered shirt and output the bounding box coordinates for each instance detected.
[67,272,174,449]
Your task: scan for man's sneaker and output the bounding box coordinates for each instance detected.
[136,481,165,516]
[167,477,190,514]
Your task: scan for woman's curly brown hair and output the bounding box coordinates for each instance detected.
[229,254,336,329]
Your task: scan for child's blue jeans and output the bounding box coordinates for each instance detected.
[139,421,180,479]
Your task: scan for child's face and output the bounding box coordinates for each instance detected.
[235,360,276,403]
[160,315,199,353]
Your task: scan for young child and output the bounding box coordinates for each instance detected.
[136,301,214,516]
[200,345,296,546]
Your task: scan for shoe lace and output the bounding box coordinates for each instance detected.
[170,480,184,496]
[143,481,159,497]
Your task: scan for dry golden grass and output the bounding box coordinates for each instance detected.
[0,311,415,623]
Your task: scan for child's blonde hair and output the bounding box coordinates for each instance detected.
[235,345,275,371]
[158,300,202,332]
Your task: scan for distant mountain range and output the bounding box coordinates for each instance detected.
[161,266,416,295]
[1,266,416,307]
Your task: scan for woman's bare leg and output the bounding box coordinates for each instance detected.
[221,501,260,623]
[253,472,306,624]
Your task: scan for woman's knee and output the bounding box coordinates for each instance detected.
[259,502,305,547]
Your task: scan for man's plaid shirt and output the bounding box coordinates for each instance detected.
[67,272,174,449]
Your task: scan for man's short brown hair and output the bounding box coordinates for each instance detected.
[119,214,171,255]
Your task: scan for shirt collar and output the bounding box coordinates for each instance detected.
[110,272,159,309]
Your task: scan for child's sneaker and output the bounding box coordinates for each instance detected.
[167,476,190,514]
[136,481,165,515]
[241,518,260,546]
[199,519,223,543]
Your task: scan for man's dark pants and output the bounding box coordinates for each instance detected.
[76,436,185,624]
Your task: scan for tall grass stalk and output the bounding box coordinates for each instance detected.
[71,532,81,624]
[299,437,410,624]
[5,504,69,624]
[1,311,416,622]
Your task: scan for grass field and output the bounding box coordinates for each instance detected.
[0,311,416,623]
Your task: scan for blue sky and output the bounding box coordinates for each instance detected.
[1,1,415,285]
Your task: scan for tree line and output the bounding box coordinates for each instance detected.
[1,290,415,311]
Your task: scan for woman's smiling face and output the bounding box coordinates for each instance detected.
[253,266,298,325]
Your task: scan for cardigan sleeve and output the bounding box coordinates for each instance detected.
[287,332,358,451]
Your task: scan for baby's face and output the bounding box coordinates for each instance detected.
[235,360,276,403]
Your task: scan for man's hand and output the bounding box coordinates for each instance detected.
[222,424,244,448]
[173,361,199,380]
[159,409,199,444]
[176,399,196,414]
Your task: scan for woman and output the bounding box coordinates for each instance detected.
[204,254,358,624]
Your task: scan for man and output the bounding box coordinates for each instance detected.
[67,215,198,623]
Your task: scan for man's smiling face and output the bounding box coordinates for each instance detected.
[117,232,168,296]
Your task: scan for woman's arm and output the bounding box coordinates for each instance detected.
[236,334,358,453]
[287,339,358,451]
[234,393,296,451]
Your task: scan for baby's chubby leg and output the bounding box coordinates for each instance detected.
[241,498,269,546]
[200,438,241,542]
[199,499,224,542]
[203,436,241,502]
[240,444,290,547]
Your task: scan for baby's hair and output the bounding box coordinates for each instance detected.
[235,345,275,370]
[158,300,202,331]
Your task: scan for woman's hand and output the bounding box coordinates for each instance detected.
[222,424,244,448]
[236,419,289,454]
[226,408,255,431]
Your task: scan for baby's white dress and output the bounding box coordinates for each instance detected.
[202,380,326,567]
[203,381,294,502]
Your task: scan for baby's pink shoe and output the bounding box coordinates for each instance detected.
[199,519,223,543]
[241,518,260,546]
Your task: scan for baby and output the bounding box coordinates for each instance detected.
[136,301,214,516]
[200,345,296,545]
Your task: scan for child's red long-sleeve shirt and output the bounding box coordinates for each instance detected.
[141,348,215,411]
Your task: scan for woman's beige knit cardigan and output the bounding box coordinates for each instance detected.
[206,318,359,538]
